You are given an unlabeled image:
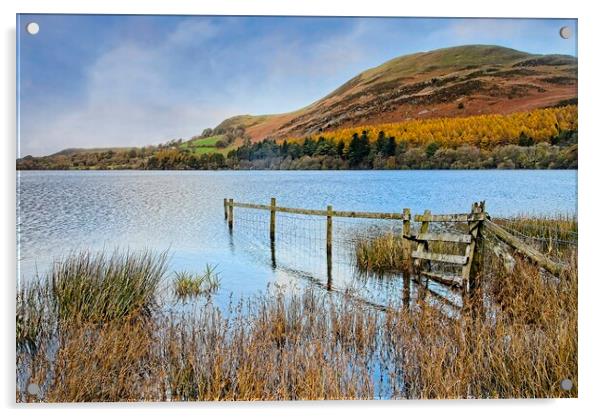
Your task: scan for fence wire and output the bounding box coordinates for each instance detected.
[228,206,578,314]
[230,207,417,307]
[488,218,577,265]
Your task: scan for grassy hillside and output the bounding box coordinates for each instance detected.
[180,135,233,155]
[216,45,577,141]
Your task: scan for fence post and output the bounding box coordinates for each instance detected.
[402,208,411,308]
[326,205,333,290]
[414,210,431,273]
[228,198,234,231]
[468,201,486,296]
[402,208,411,268]
[224,198,228,221]
[270,197,276,244]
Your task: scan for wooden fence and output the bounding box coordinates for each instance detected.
[224,198,568,297]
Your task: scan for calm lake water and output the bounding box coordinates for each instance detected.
[17,170,577,308]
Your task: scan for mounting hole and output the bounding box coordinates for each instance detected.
[27,383,40,396]
[560,378,573,391]
[26,22,40,35]
[559,26,571,39]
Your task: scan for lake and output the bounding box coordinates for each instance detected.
[17,170,577,308]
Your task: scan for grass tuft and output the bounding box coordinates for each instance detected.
[355,233,405,274]
[51,250,167,323]
[173,265,220,299]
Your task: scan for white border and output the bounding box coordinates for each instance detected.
[2,1,600,416]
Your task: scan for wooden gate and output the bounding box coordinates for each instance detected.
[411,202,486,295]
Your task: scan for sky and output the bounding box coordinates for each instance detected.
[17,15,577,156]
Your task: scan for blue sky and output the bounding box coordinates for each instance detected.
[17,15,577,156]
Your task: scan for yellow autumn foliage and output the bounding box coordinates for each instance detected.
[282,105,577,149]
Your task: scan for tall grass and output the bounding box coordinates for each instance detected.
[16,280,51,354]
[493,214,577,259]
[162,289,377,400]
[383,256,577,398]
[494,214,577,241]
[51,250,167,323]
[355,233,405,275]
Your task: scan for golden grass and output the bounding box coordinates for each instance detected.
[355,233,405,274]
[383,255,577,398]
[493,214,577,259]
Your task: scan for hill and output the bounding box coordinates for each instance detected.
[17,45,578,170]
[215,45,577,142]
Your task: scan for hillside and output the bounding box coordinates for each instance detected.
[216,45,577,142]
[17,44,578,170]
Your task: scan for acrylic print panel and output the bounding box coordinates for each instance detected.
[16,15,578,402]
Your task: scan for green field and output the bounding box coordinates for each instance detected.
[180,135,233,155]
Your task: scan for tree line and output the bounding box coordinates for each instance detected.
[300,105,577,150]
[17,129,577,171]
[17,147,226,170]
[226,129,577,170]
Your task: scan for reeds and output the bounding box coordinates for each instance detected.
[161,289,377,400]
[16,218,578,401]
[51,250,167,323]
[494,213,577,241]
[16,280,51,354]
[383,255,577,398]
[355,233,405,274]
[173,265,220,299]
[493,214,577,258]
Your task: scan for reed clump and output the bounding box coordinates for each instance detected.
[173,265,220,299]
[51,250,167,323]
[355,233,405,274]
[494,214,577,241]
[493,214,577,258]
[16,280,52,354]
[383,255,577,398]
[162,289,377,400]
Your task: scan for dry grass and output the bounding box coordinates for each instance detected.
[494,214,577,240]
[161,289,377,400]
[383,255,577,398]
[355,233,405,275]
[493,214,577,259]
[16,217,578,401]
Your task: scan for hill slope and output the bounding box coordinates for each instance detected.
[216,45,577,141]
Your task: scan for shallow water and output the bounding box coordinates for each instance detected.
[17,170,577,308]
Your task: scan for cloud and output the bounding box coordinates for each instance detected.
[425,18,577,56]
[444,19,532,41]
[20,17,375,156]
[166,19,218,46]
[20,18,231,155]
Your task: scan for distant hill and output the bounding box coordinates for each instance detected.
[215,45,577,142]
[29,45,577,160]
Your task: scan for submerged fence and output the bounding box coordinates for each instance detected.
[224,197,573,308]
